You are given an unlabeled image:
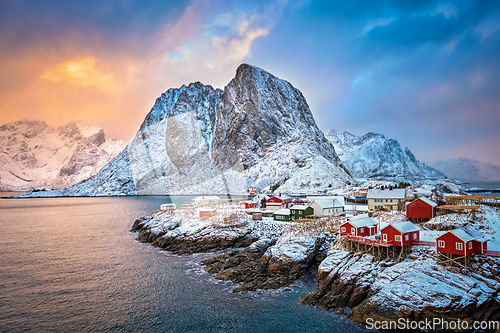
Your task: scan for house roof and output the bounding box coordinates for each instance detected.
[290,205,309,210]
[240,201,256,205]
[446,226,484,243]
[309,198,343,209]
[273,209,291,215]
[412,197,437,207]
[382,221,419,233]
[366,189,406,199]
[344,216,378,228]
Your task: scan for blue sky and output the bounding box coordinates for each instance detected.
[1,0,499,164]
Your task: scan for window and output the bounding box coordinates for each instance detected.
[413,233,417,239]
[469,242,472,249]
[438,240,445,248]
[383,234,387,241]
[386,199,388,203]
[341,227,346,232]
[405,234,409,241]
[299,211,302,215]
[456,242,463,250]
[351,228,355,235]
[395,235,401,242]
[390,199,393,202]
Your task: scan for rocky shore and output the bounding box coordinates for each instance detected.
[131,210,331,292]
[132,209,500,329]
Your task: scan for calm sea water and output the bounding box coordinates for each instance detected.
[463,181,500,197]
[0,195,367,333]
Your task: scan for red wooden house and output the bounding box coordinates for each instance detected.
[240,201,258,209]
[406,197,437,221]
[340,216,378,237]
[268,195,293,208]
[199,208,217,219]
[380,221,420,246]
[436,226,488,256]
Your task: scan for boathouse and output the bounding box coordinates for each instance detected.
[240,201,258,209]
[309,198,344,216]
[406,197,437,221]
[340,215,378,237]
[199,208,217,219]
[436,226,488,256]
[268,195,294,208]
[380,221,420,246]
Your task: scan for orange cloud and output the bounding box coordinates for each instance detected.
[0,0,281,143]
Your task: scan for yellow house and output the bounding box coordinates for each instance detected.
[366,188,406,211]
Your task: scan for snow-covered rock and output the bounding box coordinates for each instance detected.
[0,119,125,191]
[325,129,444,180]
[20,64,352,197]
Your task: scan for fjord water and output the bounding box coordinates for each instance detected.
[0,196,366,332]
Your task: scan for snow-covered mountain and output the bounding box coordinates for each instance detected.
[0,119,125,191]
[325,129,444,180]
[20,64,352,197]
[428,158,500,182]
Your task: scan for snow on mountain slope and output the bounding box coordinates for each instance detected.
[428,158,500,182]
[325,129,444,180]
[0,119,125,191]
[20,64,352,197]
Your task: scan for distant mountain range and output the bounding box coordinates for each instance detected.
[324,129,444,180]
[0,119,125,191]
[18,64,352,197]
[427,158,500,182]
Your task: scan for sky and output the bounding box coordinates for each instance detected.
[1,0,499,164]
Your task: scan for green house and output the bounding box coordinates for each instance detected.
[273,208,291,222]
[290,205,314,220]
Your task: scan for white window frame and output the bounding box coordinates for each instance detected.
[360,227,364,233]
[351,227,355,235]
[456,242,463,250]
[413,233,417,239]
[341,227,346,232]
[438,240,445,248]
[395,235,401,242]
[383,234,387,241]
[468,242,472,249]
[405,234,409,241]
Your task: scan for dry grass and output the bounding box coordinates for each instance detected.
[286,216,346,238]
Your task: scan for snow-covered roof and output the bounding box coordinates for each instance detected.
[366,189,406,199]
[345,216,377,228]
[307,195,345,205]
[290,205,309,210]
[273,209,291,215]
[413,197,437,207]
[382,221,419,233]
[309,198,343,209]
[447,226,485,243]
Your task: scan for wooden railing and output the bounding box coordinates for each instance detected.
[485,250,500,256]
[413,240,436,246]
[344,234,393,246]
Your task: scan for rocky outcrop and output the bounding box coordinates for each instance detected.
[301,246,500,326]
[131,209,328,291]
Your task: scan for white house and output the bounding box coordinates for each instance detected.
[308,198,344,216]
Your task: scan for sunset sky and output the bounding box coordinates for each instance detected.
[1,0,499,164]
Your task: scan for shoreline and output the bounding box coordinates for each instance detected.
[131,207,500,330]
